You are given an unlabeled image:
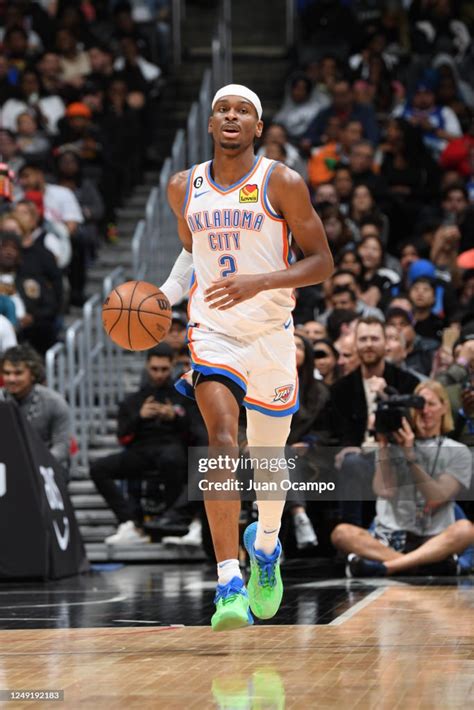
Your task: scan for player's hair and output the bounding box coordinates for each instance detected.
[1,344,45,383]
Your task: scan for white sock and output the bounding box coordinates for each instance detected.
[255,500,285,555]
[217,558,241,586]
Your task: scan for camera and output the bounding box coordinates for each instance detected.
[374,394,425,434]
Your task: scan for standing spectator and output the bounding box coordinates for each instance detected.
[1,344,72,477]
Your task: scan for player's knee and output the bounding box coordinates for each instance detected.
[208,427,237,448]
[331,523,353,549]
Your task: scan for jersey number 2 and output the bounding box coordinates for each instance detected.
[218,254,237,278]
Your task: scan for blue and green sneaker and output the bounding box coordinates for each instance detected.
[211,576,254,632]
[243,522,283,620]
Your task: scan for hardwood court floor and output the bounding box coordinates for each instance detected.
[0,577,473,709]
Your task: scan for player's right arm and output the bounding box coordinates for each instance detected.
[162,170,195,304]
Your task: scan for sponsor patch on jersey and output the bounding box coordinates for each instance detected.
[272,384,294,404]
[239,183,258,203]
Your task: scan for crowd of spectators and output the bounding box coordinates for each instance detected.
[0,0,168,355]
[1,1,473,576]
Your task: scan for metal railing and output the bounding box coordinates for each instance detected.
[46,1,233,473]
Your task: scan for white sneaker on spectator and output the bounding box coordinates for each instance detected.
[293,512,318,550]
[162,519,203,547]
[105,520,151,545]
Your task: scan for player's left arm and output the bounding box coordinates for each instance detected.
[204,165,333,309]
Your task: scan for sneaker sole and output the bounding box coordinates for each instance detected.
[211,609,253,632]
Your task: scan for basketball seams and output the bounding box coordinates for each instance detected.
[127,281,140,349]
[103,308,173,319]
[136,310,162,345]
[105,288,124,338]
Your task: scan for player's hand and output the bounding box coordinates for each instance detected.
[204,274,265,310]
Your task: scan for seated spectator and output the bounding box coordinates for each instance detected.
[16,195,72,270]
[37,51,63,97]
[313,338,340,386]
[302,320,327,346]
[55,28,92,88]
[286,333,331,549]
[332,165,354,212]
[394,79,462,160]
[385,324,426,382]
[409,277,444,342]
[114,33,161,90]
[308,120,363,189]
[348,183,389,243]
[436,326,474,447]
[319,205,353,257]
[335,248,364,279]
[377,117,440,239]
[1,68,65,135]
[1,344,72,476]
[331,316,419,526]
[273,73,325,144]
[257,122,307,178]
[326,308,359,343]
[15,111,51,162]
[335,331,360,377]
[163,310,187,354]
[438,185,474,255]
[0,130,25,177]
[0,230,62,354]
[331,380,473,577]
[91,344,191,545]
[357,234,399,307]
[439,110,474,181]
[350,145,387,200]
[54,103,103,179]
[319,269,384,324]
[302,79,379,151]
[385,307,439,377]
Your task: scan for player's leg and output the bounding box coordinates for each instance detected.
[243,409,292,619]
[194,377,252,631]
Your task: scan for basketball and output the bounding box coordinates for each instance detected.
[102,280,172,351]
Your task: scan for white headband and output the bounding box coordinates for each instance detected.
[212,84,263,119]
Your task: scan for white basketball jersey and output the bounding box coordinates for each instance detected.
[184,156,294,337]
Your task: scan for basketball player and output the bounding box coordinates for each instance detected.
[162,84,333,631]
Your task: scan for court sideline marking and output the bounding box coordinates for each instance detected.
[328,587,387,626]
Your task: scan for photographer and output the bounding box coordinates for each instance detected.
[331,381,473,576]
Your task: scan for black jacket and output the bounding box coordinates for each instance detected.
[117,381,191,449]
[330,362,419,447]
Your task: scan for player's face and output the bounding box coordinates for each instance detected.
[209,96,263,151]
